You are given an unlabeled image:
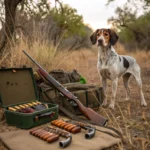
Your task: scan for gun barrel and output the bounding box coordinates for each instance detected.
[23,50,43,69]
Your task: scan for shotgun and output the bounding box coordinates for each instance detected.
[23,50,108,126]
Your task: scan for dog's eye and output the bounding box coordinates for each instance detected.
[97,33,100,36]
[104,33,108,36]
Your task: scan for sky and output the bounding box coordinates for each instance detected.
[53,0,127,30]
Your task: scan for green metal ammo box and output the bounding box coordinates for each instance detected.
[0,68,58,129]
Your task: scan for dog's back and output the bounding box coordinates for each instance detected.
[119,55,136,66]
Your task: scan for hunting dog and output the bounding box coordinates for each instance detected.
[90,28,147,109]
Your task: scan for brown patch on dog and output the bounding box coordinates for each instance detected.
[90,28,118,46]
[96,29,110,45]
[100,68,111,79]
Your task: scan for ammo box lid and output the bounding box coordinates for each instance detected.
[0,68,38,107]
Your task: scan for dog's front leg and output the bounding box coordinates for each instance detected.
[109,78,118,109]
[101,77,107,106]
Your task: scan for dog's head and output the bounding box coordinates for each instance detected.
[90,28,118,47]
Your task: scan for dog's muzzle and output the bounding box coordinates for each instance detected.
[98,39,103,46]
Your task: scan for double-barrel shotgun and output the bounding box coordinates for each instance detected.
[23,50,108,126]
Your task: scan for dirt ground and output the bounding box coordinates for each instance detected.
[0,55,150,150]
[100,66,150,150]
[87,56,150,150]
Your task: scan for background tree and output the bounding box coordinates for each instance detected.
[107,0,150,50]
[50,4,86,47]
[107,0,150,8]
[0,0,93,55]
[0,0,23,54]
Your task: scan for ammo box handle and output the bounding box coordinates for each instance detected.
[34,111,55,121]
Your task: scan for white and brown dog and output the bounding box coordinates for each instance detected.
[90,28,147,109]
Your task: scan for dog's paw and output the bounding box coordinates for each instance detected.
[141,101,147,107]
[109,103,115,109]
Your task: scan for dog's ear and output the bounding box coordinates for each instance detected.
[90,29,99,45]
[108,29,119,46]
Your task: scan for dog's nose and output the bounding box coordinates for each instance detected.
[98,39,103,45]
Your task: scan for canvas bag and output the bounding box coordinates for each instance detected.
[39,82,104,115]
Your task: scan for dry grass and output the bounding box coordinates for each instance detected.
[0,37,58,69]
[116,44,150,68]
[1,39,149,75]
[0,39,150,150]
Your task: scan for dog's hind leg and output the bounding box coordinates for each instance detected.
[131,64,147,107]
[122,73,132,100]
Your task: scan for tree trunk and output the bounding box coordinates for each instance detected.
[0,0,23,54]
[68,37,79,51]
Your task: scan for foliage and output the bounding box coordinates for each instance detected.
[107,0,150,8]
[108,5,137,28]
[118,28,134,42]
[18,0,51,18]
[50,4,86,37]
[0,0,92,52]
[17,1,89,49]
[108,1,150,50]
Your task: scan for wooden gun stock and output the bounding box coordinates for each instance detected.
[23,50,108,126]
